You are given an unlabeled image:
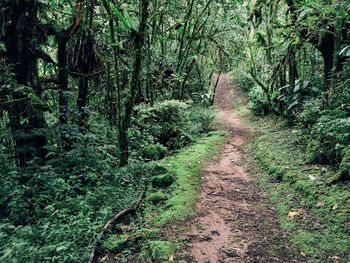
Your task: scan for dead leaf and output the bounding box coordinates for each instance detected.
[332,204,339,211]
[120,225,132,232]
[288,208,304,219]
[288,211,300,218]
[330,255,341,263]
[169,255,174,262]
[308,175,317,181]
[316,201,325,208]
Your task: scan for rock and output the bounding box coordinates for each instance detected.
[199,234,212,241]
[211,229,220,236]
[222,248,239,257]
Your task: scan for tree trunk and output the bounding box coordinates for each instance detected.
[2,0,47,167]
[77,76,89,130]
[119,0,149,166]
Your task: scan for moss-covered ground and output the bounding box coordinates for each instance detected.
[102,131,227,262]
[247,119,350,262]
[229,83,350,262]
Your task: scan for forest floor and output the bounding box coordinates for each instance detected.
[171,75,304,263]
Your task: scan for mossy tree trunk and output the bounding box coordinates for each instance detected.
[119,0,150,166]
[1,0,47,167]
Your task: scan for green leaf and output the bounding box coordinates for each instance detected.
[109,2,132,30]
[339,46,350,57]
[123,9,136,30]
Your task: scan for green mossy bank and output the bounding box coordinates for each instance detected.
[102,131,227,262]
[247,119,350,263]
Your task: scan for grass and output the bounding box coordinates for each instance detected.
[226,79,350,262]
[246,117,350,263]
[148,130,227,225]
[106,130,228,262]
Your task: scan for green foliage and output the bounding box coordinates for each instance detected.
[228,69,255,91]
[330,147,350,183]
[152,174,175,188]
[251,117,350,262]
[143,143,167,161]
[149,131,227,226]
[339,147,350,179]
[296,98,322,127]
[248,86,269,116]
[0,159,146,263]
[101,234,129,253]
[147,191,167,204]
[307,111,350,164]
[144,241,176,261]
[131,101,215,154]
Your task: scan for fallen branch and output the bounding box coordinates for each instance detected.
[88,188,147,263]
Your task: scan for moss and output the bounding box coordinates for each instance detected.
[152,131,227,225]
[136,131,227,261]
[147,191,167,204]
[148,241,176,261]
[143,144,167,160]
[152,173,175,188]
[248,117,350,262]
[328,147,350,184]
[100,234,128,253]
[147,163,170,175]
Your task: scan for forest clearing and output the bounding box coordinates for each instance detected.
[0,0,349,262]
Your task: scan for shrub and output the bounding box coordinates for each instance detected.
[131,100,215,153]
[152,173,175,188]
[297,98,322,127]
[0,158,146,263]
[307,110,350,164]
[143,144,167,161]
[148,241,176,261]
[248,86,270,115]
[338,147,350,180]
[228,69,255,91]
[147,191,167,204]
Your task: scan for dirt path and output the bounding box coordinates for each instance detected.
[176,75,303,263]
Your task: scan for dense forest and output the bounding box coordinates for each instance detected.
[0,0,349,262]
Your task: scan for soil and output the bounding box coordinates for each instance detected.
[173,75,305,263]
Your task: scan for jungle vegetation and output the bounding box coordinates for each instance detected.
[0,0,349,262]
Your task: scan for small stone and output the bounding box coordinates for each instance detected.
[222,248,239,257]
[211,229,220,236]
[199,234,212,241]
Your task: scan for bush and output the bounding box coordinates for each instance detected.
[152,173,175,188]
[307,110,350,164]
[0,156,146,263]
[147,191,167,204]
[143,144,167,160]
[338,147,350,180]
[297,98,322,127]
[131,100,215,153]
[248,86,270,115]
[148,241,176,261]
[228,69,255,91]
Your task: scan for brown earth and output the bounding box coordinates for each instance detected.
[174,75,304,263]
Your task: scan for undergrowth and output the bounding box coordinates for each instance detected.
[247,118,350,263]
[228,74,350,263]
[104,131,227,262]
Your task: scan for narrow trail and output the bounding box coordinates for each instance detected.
[177,75,303,263]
